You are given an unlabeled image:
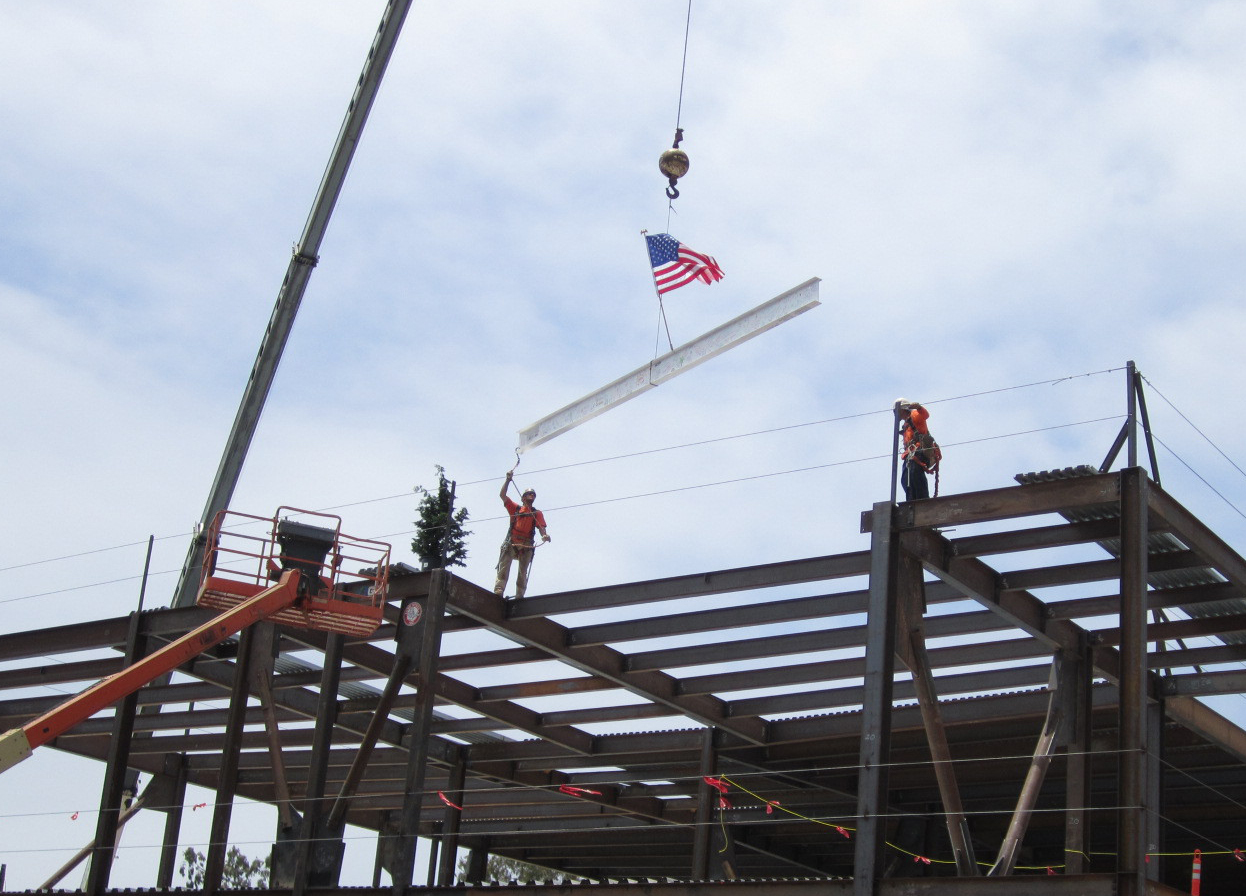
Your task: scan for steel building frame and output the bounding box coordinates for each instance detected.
[4,468,1246,896]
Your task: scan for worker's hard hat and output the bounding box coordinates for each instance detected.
[523,489,536,498]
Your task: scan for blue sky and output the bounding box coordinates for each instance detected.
[3,1,1246,886]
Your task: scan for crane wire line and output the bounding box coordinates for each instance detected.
[5,739,1244,865]
[1143,374,1246,481]
[0,746,1178,823]
[664,0,693,233]
[1152,433,1246,522]
[0,414,1121,606]
[0,367,1120,576]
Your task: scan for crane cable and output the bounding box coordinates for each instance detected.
[661,0,694,227]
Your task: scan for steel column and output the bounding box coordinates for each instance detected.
[854,501,900,896]
[1060,638,1092,875]
[692,728,717,879]
[391,570,451,894]
[1117,468,1149,896]
[155,756,189,888]
[204,626,256,895]
[1126,361,1138,469]
[436,749,466,885]
[426,830,441,886]
[464,843,488,884]
[293,631,344,895]
[85,608,145,895]
[1145,698,1163,882]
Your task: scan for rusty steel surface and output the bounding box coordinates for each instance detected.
[3,472,1246,893]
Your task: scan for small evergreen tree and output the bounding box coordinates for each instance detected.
[180,846,271,889]
[412,465,471,569]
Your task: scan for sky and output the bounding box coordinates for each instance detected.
[2,0,1246,887]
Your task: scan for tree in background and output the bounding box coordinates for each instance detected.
[456,853,580,885]
[412,465,471,569]
[179,846,271,889]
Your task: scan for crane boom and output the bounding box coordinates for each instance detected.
[171,0,415,608]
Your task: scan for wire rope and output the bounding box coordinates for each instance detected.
[1143,375,1246,481]
[0,367,1119,575]
[665,0,693,233]
[1152,433,1246,521]
[0,414,1121,605]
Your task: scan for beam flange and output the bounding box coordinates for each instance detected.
[518,278,820,451]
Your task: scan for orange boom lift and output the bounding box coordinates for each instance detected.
[0,508,389,775]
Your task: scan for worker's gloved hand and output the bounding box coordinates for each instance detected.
[506,471,513,481]
[542,534,551,543]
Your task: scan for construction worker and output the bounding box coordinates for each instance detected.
[897,399,940,501]
[493,471,551,599]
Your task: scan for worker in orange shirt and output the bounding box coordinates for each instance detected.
[897,399,941,501]
[493,471,551,599]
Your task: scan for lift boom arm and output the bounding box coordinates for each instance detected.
[0,571,302,776]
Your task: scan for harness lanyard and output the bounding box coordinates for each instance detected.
[507,504,546,550]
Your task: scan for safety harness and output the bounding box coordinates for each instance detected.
[903,429,943,498]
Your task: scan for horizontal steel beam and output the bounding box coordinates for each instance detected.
[861,474,1122,532]
[519,552,871,616]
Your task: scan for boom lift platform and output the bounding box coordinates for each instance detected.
[0,509,390,775]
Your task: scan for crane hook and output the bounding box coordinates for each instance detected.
[659,128,689,201]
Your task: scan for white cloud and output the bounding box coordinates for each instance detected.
[2,1,1245,887]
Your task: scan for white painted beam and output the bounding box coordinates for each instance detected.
[517,277,821,452]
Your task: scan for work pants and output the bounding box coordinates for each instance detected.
[494,540,535,598]
[902,459,930,501]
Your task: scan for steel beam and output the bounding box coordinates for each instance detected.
[518,551,871,617]
[1147,483,1246,594]
[987,659,1061,876]
[445,576,768,746]
[628,605,1010,673]
[517,279,820,452]
[894,547,976,876]
[861,474,1121,533]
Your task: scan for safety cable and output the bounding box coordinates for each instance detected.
[1152,433,1246,521]
[396,415,1122,540]
[6,798,1226,871]
[0,367,1119,574]
[5,746,1243,874]
[1143,375,1246,481]
[0,745,1152,822]
[0,414,1121,605]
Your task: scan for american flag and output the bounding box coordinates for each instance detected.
[645,233,725,295]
